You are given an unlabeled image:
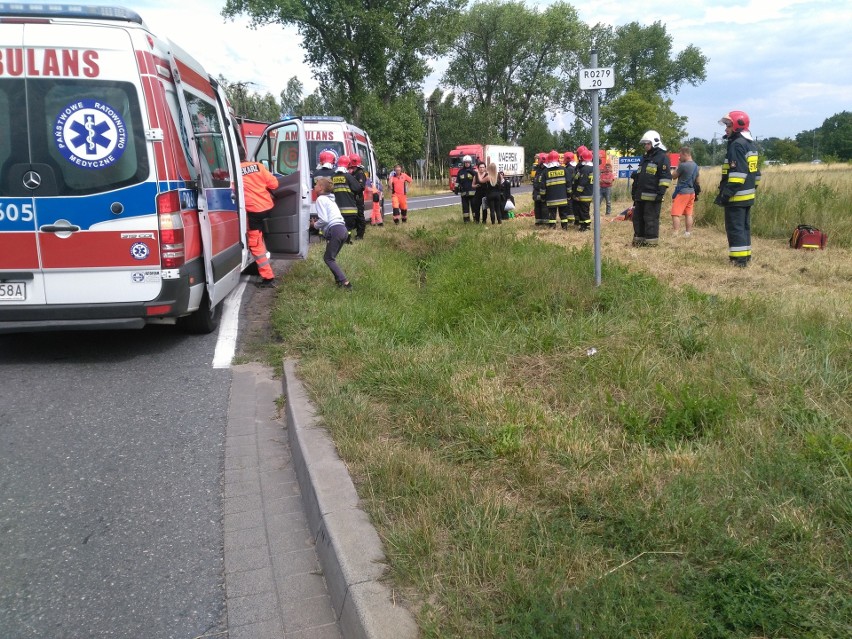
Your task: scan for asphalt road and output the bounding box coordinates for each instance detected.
[406,184,532,211]
[0,327,230,638]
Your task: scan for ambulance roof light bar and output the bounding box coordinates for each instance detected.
[301,116,346,123]
[0,4,144,25]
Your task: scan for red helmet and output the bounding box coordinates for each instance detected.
[336,154,351,168]
[318,150,335,165]
[547,149,560,163]
[349,153,362,167]
[563,151,575,163]
[576,145,589,158]
[537,152,547,163]
[720,110,750,132]
[579,148,593,163]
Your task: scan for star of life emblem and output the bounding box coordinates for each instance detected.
[54,99,127,169]
[130,242,150,260]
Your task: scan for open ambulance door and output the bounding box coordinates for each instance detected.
[168,47,243,310]
[250,119,310,258]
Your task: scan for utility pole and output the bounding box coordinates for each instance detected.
[424,98,441,183]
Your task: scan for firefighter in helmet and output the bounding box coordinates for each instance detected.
[332,155,363,242]
[716,110,760,267]
[574,147,594,232]
[630,131,671,246]
[532,152,548,226]
[455,154,477,223]
[563,151,577,226]
[541,150,571,229]
[348,153,368,239]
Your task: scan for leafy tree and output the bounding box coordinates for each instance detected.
[219,77,281,121]
[819,111,852,161]
[519,117,557,169]
[442,1,586,143]
[358,92,424,172]
[684,137,711,166]
[602,90,686,155]
[796,128,823,161]
[222,0,463,124]
[279,76,304,117]
[774,138,803,164]
[591,21,707,99]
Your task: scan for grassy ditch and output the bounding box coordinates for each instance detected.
[262,170,851,638]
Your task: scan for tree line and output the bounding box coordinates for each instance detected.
[220,1,851,172]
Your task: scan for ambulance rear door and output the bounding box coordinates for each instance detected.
[0,22,159,307]
[251,119,310,258]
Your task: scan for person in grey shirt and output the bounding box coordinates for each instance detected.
[671,146,699,237]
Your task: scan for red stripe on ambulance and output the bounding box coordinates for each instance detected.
[38,232,161,269]
[0,233,39,269]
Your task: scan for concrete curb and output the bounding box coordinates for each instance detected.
[282,358,418,639]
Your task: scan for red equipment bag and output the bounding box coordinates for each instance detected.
[789,225,827,250]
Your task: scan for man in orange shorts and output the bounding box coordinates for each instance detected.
[671,146,699,237]
[389,164,413,223]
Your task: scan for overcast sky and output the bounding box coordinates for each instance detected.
[83,0,852,143]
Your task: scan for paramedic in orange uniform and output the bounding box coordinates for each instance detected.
[239,147,278,288]
[389,164,413,223]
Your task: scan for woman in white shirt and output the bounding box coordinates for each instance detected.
[312,177,352,290]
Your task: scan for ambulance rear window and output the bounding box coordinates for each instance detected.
[0,79,148,196]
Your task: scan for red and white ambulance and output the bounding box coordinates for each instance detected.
[0,4,312,334]
[251,116,381,195]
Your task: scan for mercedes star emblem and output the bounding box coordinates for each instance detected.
[23,171,42,190]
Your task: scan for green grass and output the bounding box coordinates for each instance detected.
[696,164,852,247]
[263,207,851,638]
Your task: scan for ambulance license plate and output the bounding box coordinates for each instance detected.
[0,282,26,301]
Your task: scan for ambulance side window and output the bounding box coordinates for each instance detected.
[275,123,299,177]
[183,92,231,188]
[164,87,197,181]
[28,80,148,196]
[0,81,27,195]
[356,141,371,176]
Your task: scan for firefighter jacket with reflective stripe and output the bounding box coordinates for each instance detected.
[531,162,547,201]
[540,164,569,206]
[240,161,278,213]
[312,166,335,186]
[574,162,594,203]
[719,132,760,206]
[332,169,362,216]
[351,166,367,207]
[456,165,476,196]
[631,146,671,202]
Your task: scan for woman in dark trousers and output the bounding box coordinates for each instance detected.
[484,163,504,225]
[498,171,513,219]
[472,161,489,223]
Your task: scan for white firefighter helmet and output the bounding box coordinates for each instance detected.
[640,130,665,149]
[462,155,472,163]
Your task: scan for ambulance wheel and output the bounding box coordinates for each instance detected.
[179,294,220,334]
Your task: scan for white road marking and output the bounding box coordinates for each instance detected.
[212,275,250,369]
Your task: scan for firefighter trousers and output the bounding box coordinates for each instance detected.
[724,205,752,263]
[632,200,662,244]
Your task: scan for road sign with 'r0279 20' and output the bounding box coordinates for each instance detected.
[579,67,615,90]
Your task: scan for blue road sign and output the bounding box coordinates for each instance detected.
[618,156,641,179]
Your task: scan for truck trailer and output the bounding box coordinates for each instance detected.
[448,144,525,191]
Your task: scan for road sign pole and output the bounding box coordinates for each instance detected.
[591,49,601,287]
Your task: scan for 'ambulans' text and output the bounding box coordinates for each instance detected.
[0,48,99,77]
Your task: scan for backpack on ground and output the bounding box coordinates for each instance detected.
[789,224,827,250]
